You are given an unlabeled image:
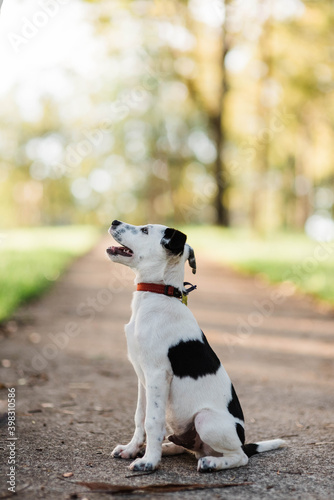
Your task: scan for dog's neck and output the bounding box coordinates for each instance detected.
[133,259,185,291]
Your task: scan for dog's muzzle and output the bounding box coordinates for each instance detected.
[107,220,134,257]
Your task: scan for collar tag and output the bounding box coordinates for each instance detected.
[181,282,197,307]
[183,282,197,295]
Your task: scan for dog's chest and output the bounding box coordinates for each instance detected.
[124,320,140,366]
[124,293,172,382]
[124,297,149,381]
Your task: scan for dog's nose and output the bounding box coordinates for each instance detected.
[111,220,121,227]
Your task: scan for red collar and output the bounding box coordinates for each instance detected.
[136,283,183,299]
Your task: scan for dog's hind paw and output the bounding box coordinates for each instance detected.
[197,457,217,473]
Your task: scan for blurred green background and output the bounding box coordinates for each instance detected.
[1,0,334,320]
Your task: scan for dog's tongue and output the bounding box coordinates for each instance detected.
[107,245,133,257]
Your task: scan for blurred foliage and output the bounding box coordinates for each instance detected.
[0,226,100,322]
[185,226,334,303]
[1,0,334,232]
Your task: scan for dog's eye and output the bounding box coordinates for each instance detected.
[141,227,149,235]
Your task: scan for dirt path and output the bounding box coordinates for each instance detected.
[1,237,334,500]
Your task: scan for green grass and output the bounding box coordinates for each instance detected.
[0,226,100,323]
[184,226,334,304]
[2,225,333,323]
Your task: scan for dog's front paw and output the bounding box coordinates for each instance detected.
[112,444,140,460]
[129,457,158,472]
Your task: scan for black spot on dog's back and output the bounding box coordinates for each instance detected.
[168,331,220,379]
[236,422,245,445]
[228,384,244,422]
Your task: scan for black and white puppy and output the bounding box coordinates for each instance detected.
[106,220,284,472]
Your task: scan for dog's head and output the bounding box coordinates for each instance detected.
[107,220,196,281]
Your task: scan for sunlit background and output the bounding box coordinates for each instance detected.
[1,0,334,237]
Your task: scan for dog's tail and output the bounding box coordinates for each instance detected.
[243,439,285,458]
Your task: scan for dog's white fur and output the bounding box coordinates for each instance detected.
[107,221,284,472]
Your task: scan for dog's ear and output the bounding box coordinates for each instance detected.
[187,246,196,274]
[161,228,187,256]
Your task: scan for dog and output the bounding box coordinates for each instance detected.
[106,220,284,472]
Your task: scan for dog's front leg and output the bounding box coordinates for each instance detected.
[112,380,146,459]
[129,371,169,472]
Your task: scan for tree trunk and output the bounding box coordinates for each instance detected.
[252,0,273,233]
[212,7,230,227]
[212,114,229,226]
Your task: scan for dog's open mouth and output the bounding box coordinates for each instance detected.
[106,245,133,257]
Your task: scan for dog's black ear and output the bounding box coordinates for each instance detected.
[187,246,196,274]
[161,228,187,256]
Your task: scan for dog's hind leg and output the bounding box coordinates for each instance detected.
[112,380,146,459]
[197,451,248,472]
[161,442,185,456]
[194,409,248,472]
